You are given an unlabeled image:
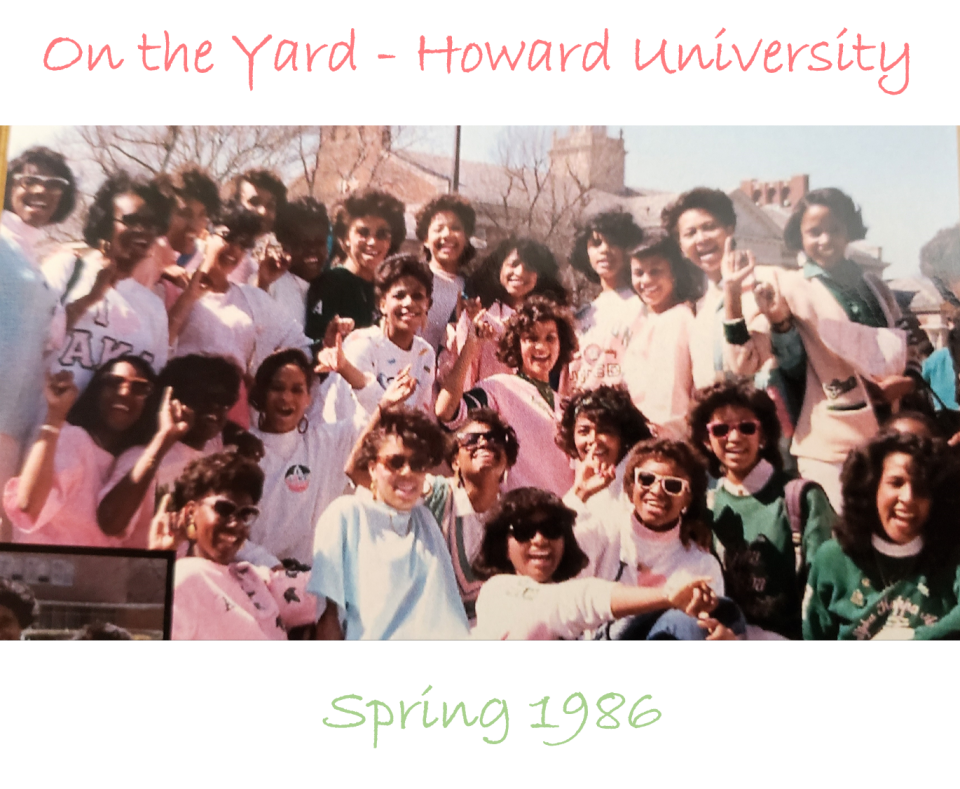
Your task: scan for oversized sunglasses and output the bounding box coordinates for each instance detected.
[706,420,760,439]
[508,520,565,542]
[115,211,163,232]
[13,174,70,192]
[378,453,431,474]
[456,429,507,449]
[635,470,689,496]
[101,374,154,398]
[205,497,260,528]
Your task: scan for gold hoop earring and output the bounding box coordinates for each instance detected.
[298,416,309,434]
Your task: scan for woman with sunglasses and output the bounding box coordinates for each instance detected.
[42,171,173,396]
[590,439,746,639]
[150,452,317,640]
[95,354,247,549]
[689,381,835,639]
[436,296,578,497]
[472,487,715,640]
[312,406,469,640]
[3,356,164,547]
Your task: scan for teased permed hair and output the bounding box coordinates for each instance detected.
[497,295,578,372]
[248,348,315,412]
[82,171,173,248]
[569,210,645,284]
[661,187,737,239]
[462,236,569,308]
[415,193,477,268]
[474,487,588,583]
[448,406,520,468]
[5,145,77,224]
[557,384,652,463]
[169,452,265,511]
[353,405,449,473]
[331,188,406,260]
[629,227,705,305]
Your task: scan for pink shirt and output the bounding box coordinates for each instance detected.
[172,557,319,640]
[438,302,515,391]
[3,425,126,548]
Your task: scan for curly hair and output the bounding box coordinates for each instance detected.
[624,439,712,550]
[497,295,578,372]
[688,381,784,478]
[448,406,520,468]
[557,384,652,462]
[5,145,77,224]
[661,187,737,239]
[630,227,706,305]
[169,166,221,217]
[474,487,587,583]
[248,348,315,412]
[353,406,448,474]
[157,354,241,413]
[232,169,288,207]
[72,621,133,640]
[569,210,645,284]
[169,451,265,511]
[215,200,262,249]
[462,237,569,308]
[415,194,477,268]
[374,253,434,302]
[783,187,867,253]
[274,196,330,251]
[837,432,960,574]
[331,188,406,260]
[82,171,174,248]
[0,578,39,630]
[67,354,160,454]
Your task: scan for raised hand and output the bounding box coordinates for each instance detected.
[315,332,348,376]
[573,452,616,503]
[255,234,288,289]
[721,238,756,290]
[753,278,792,328]
[380,365,418,408]
[44,371,79,425]
[147,492,186,551]
[158,386,194,443]
[322,315,356,349]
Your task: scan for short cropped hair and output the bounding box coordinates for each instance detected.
[448,406,520,468]
[83,171,174,248]
[475,487,588,583]
[353,406,448,473]
[557,385,652,463]
[661,187,737,238]
[569,210,645,284]
[374,253,434,302]
[169,452,265,511]
[688,381,784,478]
[783,187,867,253]
[5,146,77,223]
[497,295,578,371]
[623,439,712,550]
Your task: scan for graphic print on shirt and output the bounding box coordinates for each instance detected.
[57,328,155,371]
[284,464,311,493]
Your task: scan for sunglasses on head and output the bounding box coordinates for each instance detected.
[206,497,260,528]
[456,429,507,449]
[706,420,760,439]
[13,174,69,192]
[378,453,431,474]
[508,520,565,542]
[635,470,689,496]
[101,373,153,398]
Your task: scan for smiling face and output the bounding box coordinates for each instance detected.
[238,180,277,234]
[166,197,208,255]
[706,404,763,480]
[453,420,509,485]
[675,207,732,281]
[573,413,622,467]
[800,204,850,270]
[507,522,565,583]
[110,192,160,272]
[519,319,561,382]
[426,210,467,274]
[96,360,152,433]
[344,215,393,280]
[368,435,429,512]
[262,363,311,434]
[586,231,628,290]
[286,230,329,282]
[632,457,692,528]
[380,275,431,344]
[499,249,539,306]
[10,163,64,228]
[631,254,677,314]
[876,452,931,546]
[189,491,257,565]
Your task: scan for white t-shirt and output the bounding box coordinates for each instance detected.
[174,282,312,376]
[571,287,643,390]
[266,271,310,331]
[473,575,615,640]
[44,252,170,393]
[343,325,437,414]
[424,265,463,352]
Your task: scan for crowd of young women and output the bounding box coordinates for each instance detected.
[3,143,959,641]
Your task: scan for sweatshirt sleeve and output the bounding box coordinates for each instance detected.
[801,541,842,640]
[801,486,837,574]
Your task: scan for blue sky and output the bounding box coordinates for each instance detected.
[11,125,958,279]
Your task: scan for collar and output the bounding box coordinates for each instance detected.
[871,533,924,558]
[801,253,859,282]
[719,459,775,497]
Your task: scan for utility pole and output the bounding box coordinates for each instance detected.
[452,125,461,193]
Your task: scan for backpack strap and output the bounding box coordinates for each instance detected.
[783,478,822,574]
[60,254,85,305]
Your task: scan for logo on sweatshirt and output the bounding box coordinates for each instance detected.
[284,464,311,493]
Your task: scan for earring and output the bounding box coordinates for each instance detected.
[185,518,197,540]
[298,416,309,434]
[370,478,378,500]
[100,239,112,256]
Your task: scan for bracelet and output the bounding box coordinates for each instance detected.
[40,425,61,436]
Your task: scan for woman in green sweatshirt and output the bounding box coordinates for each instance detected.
[803,431,960,640]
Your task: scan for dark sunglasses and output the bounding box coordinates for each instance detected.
[456,429,507,449]
[101,374,154,398]
[635,470,689,496]
[13,174,69,192]
[706,420,760,439]
[378,453,431,474]
[508,520,565,542]
[206,497,260,528]
[116,212,163,232]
